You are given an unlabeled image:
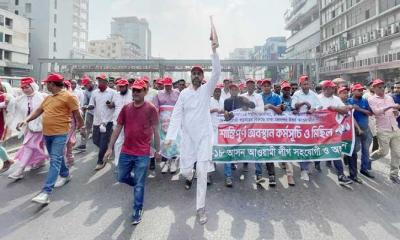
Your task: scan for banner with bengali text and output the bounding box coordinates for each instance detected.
[212,110,354,163]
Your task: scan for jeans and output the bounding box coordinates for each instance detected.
[224,163,263,177]
[93,122,113,164]
[350,127,373,177]
[118,153,150,213]
[42,134,68,193]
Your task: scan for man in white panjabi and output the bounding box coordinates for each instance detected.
[111,79,132,167]
[165,42,220,225]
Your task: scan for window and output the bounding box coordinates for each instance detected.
[54,0,57,9]
[0,49,2,60]
[0,16,3,26]
[25,3,31,13]
[365,10,370,19]
[53,42,57,52]
[54,14,57,23]
[15,0,19,6]
[5,34,12,43]
[5,18,12,28]
[4,51,11,60]
[0,32,3,42]
[53,28,56,37]
[14,10,18,15]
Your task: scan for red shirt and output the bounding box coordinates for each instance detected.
[117,101,159,156]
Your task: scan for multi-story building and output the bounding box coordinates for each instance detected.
[285,0,320,82]
[89,35,141,59]
[0,0,89,79]
[319,0,400,83]
[0,8,30,75]
[229,48,253,59]
[111,16,151,59]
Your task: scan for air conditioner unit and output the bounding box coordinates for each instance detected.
[380,28,386,37]
[363,34,368,43]
[351,38,356,47]
[358,36,363,45]
[371,30,377,40]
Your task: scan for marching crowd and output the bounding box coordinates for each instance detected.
[0,43,399,226]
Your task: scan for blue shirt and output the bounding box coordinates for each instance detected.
[260,92,281,106]
[280,95,292,111]
[391,93,400,127]
[347,97,371,129]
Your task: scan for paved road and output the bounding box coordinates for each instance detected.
[1,143,400,240]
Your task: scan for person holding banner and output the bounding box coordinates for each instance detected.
[368,79,400,184]
[221,78,232,102]
[260,78,283,187]
[223,83,256,187]
[280,81,296,186]
[291,75,321,181]
[165,38,221,224]
[153,77,180,174]
[318,80,353,186]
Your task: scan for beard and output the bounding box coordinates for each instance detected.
[120,89,128,95]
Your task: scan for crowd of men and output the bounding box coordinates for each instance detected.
[0,43,399,226]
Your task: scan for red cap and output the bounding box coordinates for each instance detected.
[261,78,272,86]
[116,79,129,86]
[20,77,34,88]
[163,77,173,86]
[229,83,239,89]
[191,65,204,74]
[82,78,91,86]
[156,78,163,85]
[43,73,64,83]
[141,76,150,83]
[239,83,245,91]
[131,79,147,90]
[351,83,365,92]
[320,80,336,88]
[96,74,107,81]
[281,82,291,89]
[64,80,72,88]
[256,79,263,85]
[371,79,384,87]
[280,80,289,85]
[298,75,309,84]
[246,78,255,84]
[337,86,349,94]
[216,83,224,89]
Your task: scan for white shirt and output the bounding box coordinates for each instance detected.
[291,89,321,113]
[210,97,224,129]
[220,89,231,102]
[240,92,264,113]
[72,88,85,107]
[112,90,132,125]
[167,53,221,141]
[89,87,116,126]
[318,94,345,109]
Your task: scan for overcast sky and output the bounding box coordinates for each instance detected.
[88,0,290,59]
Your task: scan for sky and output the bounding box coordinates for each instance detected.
[88,0,290,59]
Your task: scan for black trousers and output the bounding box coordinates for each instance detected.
[93,122,113,164]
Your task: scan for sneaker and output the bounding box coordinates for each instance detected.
[8,167,24,180]
[161,161,170,174]
[225,177,233,187]
[390,176,400,184]
[360,170,375,179]
[268,175,276,187]
[75,144,86,150]
[256,175,265,184]
[32,192,50,204]
[196,208,208,225]
[0,160,13,174]
[170,158,178,174]
[287,175,295,186]
[338,175,353,185]
[95,162,106,171]
[131,209,143,225]
[54,175,71,188]
[185,178,193,190]
[300,170,310,181]
[350,176,363,184]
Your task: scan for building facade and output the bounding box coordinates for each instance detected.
[111,16,151,59]
[285,0,320,82]
[0,7,30,76]
[319,0,400,83]
[89,35,141,59]
[0,0,89,79]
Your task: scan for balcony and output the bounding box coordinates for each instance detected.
[285,0,318,29]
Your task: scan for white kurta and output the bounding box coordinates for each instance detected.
[112,90,132,165]
[167,53,220,210]
[240,92,264,113]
